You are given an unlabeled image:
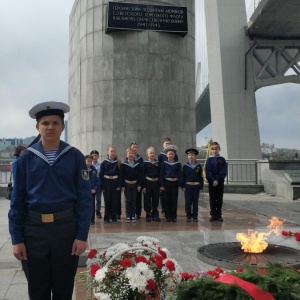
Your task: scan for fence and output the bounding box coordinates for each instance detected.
[199,159,258,184]
[0,159,13,185]
[1,159,259,186]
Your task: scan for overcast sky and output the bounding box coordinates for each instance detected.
[0,0,299,150]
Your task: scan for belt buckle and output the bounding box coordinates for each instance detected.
[42,214,54,223]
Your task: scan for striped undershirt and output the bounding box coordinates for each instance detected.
[44,150,58,165]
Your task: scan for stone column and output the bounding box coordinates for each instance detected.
[68,0,195,161]
[205,0,261,159]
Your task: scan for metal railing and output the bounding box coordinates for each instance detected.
[0,159,13,185]
[1,159,259,185]
[198,159,259,184]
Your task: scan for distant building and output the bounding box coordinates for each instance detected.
[0,138,12,150]
[22,136,36,146]
[0,136,35,151]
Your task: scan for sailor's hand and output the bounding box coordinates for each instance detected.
[13,243,27,261]
[72,239,87,256]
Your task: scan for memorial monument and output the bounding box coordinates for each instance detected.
[68,0,195,160]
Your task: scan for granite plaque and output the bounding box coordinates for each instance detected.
[106,2,188,36]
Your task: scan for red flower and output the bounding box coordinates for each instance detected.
[165,260,175,272]
[158,248,167,259]
[207,267,223,278]
[236,268,244,273]
[121,259,132,268]
[146,278,156,291]
[181,272,194,281]
[295,233,300,241]
[87,249,98,259]
[207,270,220,278]
[215,267,224,274]
[256,269,268,275]
[90,264,100,277]
[154,256,164,268]
[282,230,292,236]
[135,256,148,264]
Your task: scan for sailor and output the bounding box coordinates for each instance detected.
[8,101,92,300]
[159,145,183,222]
[182,148,204,222]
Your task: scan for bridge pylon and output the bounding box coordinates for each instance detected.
[204,0,261,159]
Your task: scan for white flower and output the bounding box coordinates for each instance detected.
[94,292,111,300]
[136,262,155,278]
[125,262,155,292]
[94,266,108,282]
[105,243,131,258]
[136,236,159,245]
[86,257,99,268]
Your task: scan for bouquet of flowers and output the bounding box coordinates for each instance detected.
[85,236,183,300]
[176,264,300,300]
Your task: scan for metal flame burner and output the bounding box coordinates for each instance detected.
[197,242,300,269]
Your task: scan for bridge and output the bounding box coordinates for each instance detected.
[196,0,300,159]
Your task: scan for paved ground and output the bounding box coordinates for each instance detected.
[1,193,300,299]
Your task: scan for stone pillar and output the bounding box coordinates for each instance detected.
[205,0,261,159]
[68,0,195,161]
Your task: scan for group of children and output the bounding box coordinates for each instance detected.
[85,138,227,224]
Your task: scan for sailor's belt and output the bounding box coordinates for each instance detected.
[165,178,178,181]
[104,175,118,179]
[125,180,137,184]
[26,208,75,223]
[146,177,158,181]
[186,182,200,185]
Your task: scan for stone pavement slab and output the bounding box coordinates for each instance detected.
[1,193,300,300]
[0,267,28,300]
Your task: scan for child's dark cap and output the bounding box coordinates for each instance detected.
[185,148,199,155]
[90,150,99,155]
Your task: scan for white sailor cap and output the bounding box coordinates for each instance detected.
[163,144,178,153]
[29,101,70,121]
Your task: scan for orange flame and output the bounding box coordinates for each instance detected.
[236,216,285,253]
[267,216,285,235]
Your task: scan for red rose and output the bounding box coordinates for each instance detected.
[154,256,164,268]
[87,249,98,259]
[207,270,220,278]
[282,230,292,236]
[181,272,194,281]
[121,259,132,268]
[165,260,175,272]
[215,267,224,274]
[158,248,167,259]
[135,256,148,264]
[295,233,300,241]
[146,279,156,291]
[90,264,100,277]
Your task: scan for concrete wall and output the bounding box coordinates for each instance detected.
[204,0,261,159]
[68,0,195,161]
[258,160,299,200]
